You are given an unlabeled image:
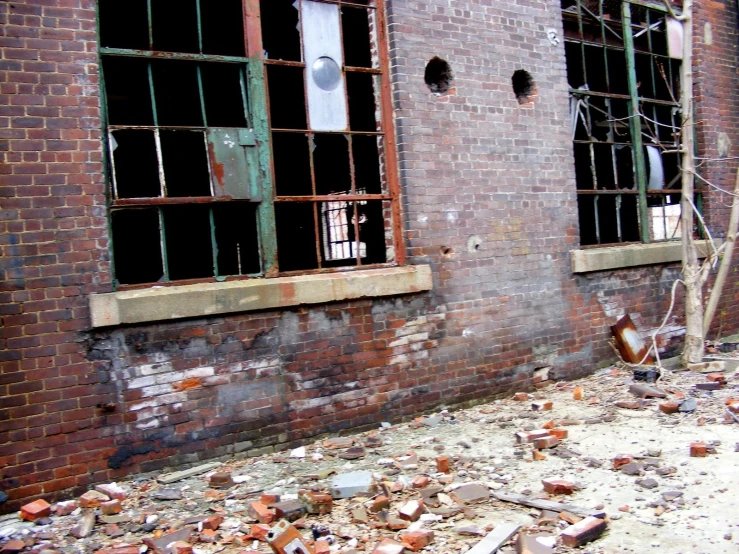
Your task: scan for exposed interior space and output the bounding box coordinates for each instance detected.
[511,69,536,104]
[424,56,454,95]
[98,0,396,286]
[562,0,689,246]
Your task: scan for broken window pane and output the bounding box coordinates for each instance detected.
[163,205,214,280]
[111,208,164,285]
[98,0,149,50]
[347,72,379,132]
[584,45,608,93]
[276,203,319,271]
[358,200,387,265]
[152,60,203,127]
[313,134,351,196]
[564,42,585,88]
[593,143,617,190]
[352,134,383,195]
[320,199,359,266]
[151,0,199,54]
[573,144,594,190]
[201,64,247,128]
[260,0,302,62]
[111,130,161,199]
[213,204,261,276]
[266,65,307,130]
[103,57,153,126]
[342,7,374,68]
[272,132,312,197]
[159,130,211,197]
[200,0,246,57]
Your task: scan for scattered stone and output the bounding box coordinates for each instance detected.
[0,541,25,554]
[436,456,450,473]
[636,478,658,489]
[332,471,375,499]
[662,491,683,501]
[339,447,366,460]
[620,462,644,476]
[532,401,553,411]
[271,500,307,522]
[466,523,521,554]
[454,526,486,536]
[248,502,275,524]
[158,462,221,484]
[369,495,390,513]
[95,483,127,500]
[451,483,490,504]
[514,393,529,401]
[100,499,122,516]
[371,538,405,554]
[679,398,698,413]
[615,401,641,410]
[324,437,354,450]
[144,527,194,554]
[69,512,96,539]
[153,489,182,501]
[629,383,666,399]
[516,532,556,554]
[351,507,369,524]
[533,436,560,450]
[411,475,429,489]
[298,490,333,515]
[208,472,234,489]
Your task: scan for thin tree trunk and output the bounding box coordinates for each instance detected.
[678,0,704,364]
[703,168,739,334]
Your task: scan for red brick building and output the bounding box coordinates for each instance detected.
[2,0,738,510]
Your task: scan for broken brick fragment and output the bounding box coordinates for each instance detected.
[612,455,633,469]
[79,490,110,508]
[542,420,555,429]
[560,516,607,547]
[249,524,270,542]
[400,530,434,552]
[573,386,583,400]
[435,455,450,473]
[659,402,680,414]
[533,449,547,461]
[260,493,280,505]
[547,428,568,440]
[372,538,405,554]
[615,401,641,410]
[271,500,306,521]
[369,495,390,513]
[690,442,707,457]
[170,543,193,554]
[515,430,551,444]
[706,373,726,383]
[298,490,333,515]
[55,500,78,516]
[95,483,127,501]
[514,392,529,401]
[533,436,560,450]
[411,475,429,489]
[199,529,218,543]
[541,478,574,495]
[314,540,330,554]
[19,499,51,522]
[100,499,122,516]
[248,501,275,524]
[559,511,582,525]
[201,515,223,531]
[531,401,553,411]
[0,541,26,554]
[208,472,234,489]
[398,499,424,521]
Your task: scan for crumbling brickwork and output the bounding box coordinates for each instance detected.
[2,0,739,512]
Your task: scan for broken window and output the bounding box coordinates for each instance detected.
[98,0,399,286]
[562,0,691,246]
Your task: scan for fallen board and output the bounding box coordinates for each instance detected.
[157,462,222,484]
[492,492,606,519]
[465,523,520,554]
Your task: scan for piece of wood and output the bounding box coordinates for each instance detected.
[157,462,222,484]
[492,492,605,519]
[465,523,521,554]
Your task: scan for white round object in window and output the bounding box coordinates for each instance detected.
[312,56,342,91]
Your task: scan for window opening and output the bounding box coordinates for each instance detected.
[424,57,453,95]
[100,0,399,286]
[562,0,688,246]
[511,70,536,104]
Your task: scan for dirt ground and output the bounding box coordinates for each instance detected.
[3,353,739,554]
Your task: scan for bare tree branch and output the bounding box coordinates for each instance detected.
[663,0,688,21]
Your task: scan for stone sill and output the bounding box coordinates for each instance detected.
[89,265,433,328]
[571,240,718,273]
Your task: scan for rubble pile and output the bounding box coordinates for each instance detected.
[3,357,739,553]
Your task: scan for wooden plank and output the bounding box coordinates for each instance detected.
[157,462,222,484]
[492,492,605,519]
[465,523,520,554]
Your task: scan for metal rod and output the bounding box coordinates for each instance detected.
[275,194,391,202]
[209,205,219,277]
[195,0,203,54]
[196,64,208,127]
[158,207,170,281]
[100,47,249,64]
[623,1,651,243]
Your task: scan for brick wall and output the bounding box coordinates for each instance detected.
[2,0,739,512]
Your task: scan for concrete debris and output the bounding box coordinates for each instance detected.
[4,361,739,554]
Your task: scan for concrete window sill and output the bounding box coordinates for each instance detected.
[89,265,433,328]
[571,240,718,273]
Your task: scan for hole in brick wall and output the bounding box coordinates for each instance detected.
[440,246,453,258]
[424,57,454,95]
[512,70,536,104]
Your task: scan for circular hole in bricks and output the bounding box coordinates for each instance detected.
[425,57,454,95]
[440,246,453,257]
[512,69,536,104]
